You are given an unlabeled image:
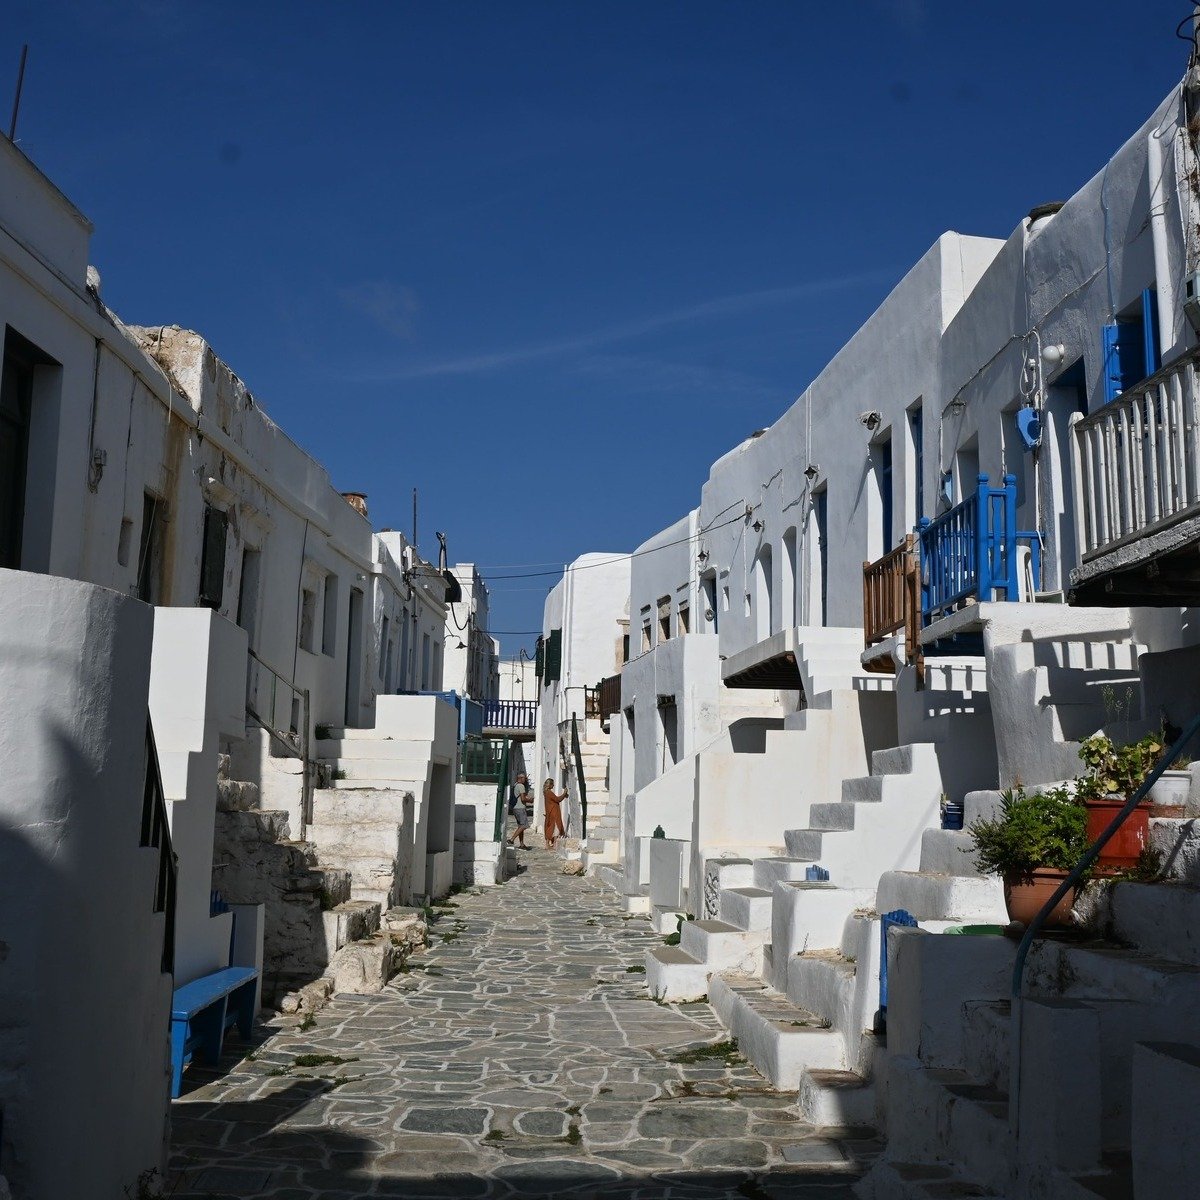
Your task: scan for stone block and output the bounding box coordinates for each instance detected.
[1132,1041,1200,1198]
[324,934,403,995]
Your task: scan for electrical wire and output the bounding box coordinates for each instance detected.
[480,511,747,582]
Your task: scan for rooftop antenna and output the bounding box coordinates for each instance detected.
[8,45,28,142]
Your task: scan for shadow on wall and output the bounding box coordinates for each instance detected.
[168,1077,870,1198]
[725,717,785,754]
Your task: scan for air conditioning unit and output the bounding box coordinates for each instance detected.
[1182,272,1200,333]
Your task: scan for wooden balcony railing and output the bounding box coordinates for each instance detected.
[460,736,506,783]
[597,673,622,725]
[1072,347,1200,563]
[863,534,922,681]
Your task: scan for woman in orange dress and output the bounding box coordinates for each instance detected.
[542,779,568,849]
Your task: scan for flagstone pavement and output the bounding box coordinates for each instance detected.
[169,848,882,1199]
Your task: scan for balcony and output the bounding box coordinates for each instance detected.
[918,474,1041,627]
[1070,347,1200,605]
[597,673,622,729]
[481,698,538,741]
[862,533,922,678]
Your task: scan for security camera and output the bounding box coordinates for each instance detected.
[859,411,883,432]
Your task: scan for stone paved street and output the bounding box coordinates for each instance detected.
[169,850,881,1198]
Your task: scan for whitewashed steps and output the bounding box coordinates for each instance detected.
[645,946,710,1001]
[680,919,767,975]
[719,886,773,932]
[708,974,843,1089]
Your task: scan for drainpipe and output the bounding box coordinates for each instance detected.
[1148,123,1180,361]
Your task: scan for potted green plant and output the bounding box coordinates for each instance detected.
[1075,734,1161,873]
[968,786,1089,926]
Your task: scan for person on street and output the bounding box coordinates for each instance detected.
[507,773,531,849]
[542,778,568,849]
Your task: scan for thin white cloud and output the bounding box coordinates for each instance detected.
[357,269,895,381]
[338,281,420,341]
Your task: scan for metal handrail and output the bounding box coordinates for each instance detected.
[1007,710,1200,1136]
[571,712,588,840]
[492,736,511,843]
[245,646,313,837]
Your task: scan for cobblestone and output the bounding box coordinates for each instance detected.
[169,849,881,1197]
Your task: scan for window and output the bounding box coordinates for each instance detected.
[543,628,563,682]
[137,492,165,604]
[622,633,630,663]
[379,615,390,679]
[0,336,32,569]
[421,633,432,689]
[237,547,261,645]
[641,616,652,652]
[811,489,829,626]
[1102,287,1161,404]
[722,583,730,612]
[909,403,924,521]
[753,544,773,641]
[781,529,797,630]
[678,602,690,634]
[871,433,893,555]
[299,587,317,652]
[198,504,228,609]
[657,596,671,643]
[322,572,339,656]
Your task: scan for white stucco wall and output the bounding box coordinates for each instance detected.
[0,571,171,1197]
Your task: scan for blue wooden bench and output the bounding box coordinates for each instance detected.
[170,965,258,1098]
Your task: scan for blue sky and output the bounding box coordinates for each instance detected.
[7,1,1192,656]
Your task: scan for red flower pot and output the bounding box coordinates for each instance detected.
[1004,868,1076,928]
[1084,797,1150,873]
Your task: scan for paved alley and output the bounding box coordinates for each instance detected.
[169,850,880,1199]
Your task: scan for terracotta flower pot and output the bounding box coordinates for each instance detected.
[1004,868,1076,928]
[1084,797,1150,873]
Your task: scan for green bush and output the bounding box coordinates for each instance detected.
[1075,733,1163,800]
[968,786,1088,881]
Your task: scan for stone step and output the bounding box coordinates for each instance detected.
[786,950,857,1028]
[809,802,858,831]
[918,828,986,876]
[769,883,876,992]
[871,742,939,778]
[962,1000,1010,1091]
[783,830,824,860]
[326,777,426,792]
[707,974,844,1089]
[882,1058,1012,1195]
[680,919,768,973]
[318,737,430,761]
[312,789,415,824]
[215,808,292,843]
[216,777,260,812]
[798,1067,876,1127]
[719,886,773,932]
[645,945,710,1002]
[875,871,1006,924]
[622,891,651,916]
[651,904,687,935]
[328,758,430,783]
[308,820,406,858]
[855,1161,1004,1199]
[217,752,231,780]
[755,856,820,888]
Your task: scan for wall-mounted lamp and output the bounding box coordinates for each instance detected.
[1041,343,1066,366]
[946,397,967,413]
[751,519,764,533]
[859,410,883,431]
[697,548,709,563]
[804,463,820,482]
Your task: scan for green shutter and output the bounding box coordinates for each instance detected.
[198,505,227,609]
[545,628,562,682]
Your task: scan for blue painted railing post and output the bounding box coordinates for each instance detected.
[1002,473,1018,601]
[878,908,918,1027]
[918,517,932,624]
[974,474,990,603]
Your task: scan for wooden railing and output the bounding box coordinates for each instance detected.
[863,534,919,647]
[597,673,622,724]
[1072,347,1200,563]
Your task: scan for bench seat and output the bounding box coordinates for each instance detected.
[170,965,258,1097]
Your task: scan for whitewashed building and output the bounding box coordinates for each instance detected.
[602,62,1200,1200]
[443,562,499,702]
[533,552,630,856]
[0,128,461,1195]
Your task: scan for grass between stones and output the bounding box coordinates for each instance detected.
[625,964,645,974]
[664,1038,740,1065]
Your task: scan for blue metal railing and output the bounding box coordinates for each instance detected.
[482,698,538,734]
[918,473,1041,625]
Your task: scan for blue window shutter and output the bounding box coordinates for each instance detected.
[1102,321,1146,404]
[1142,288,1161,378]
